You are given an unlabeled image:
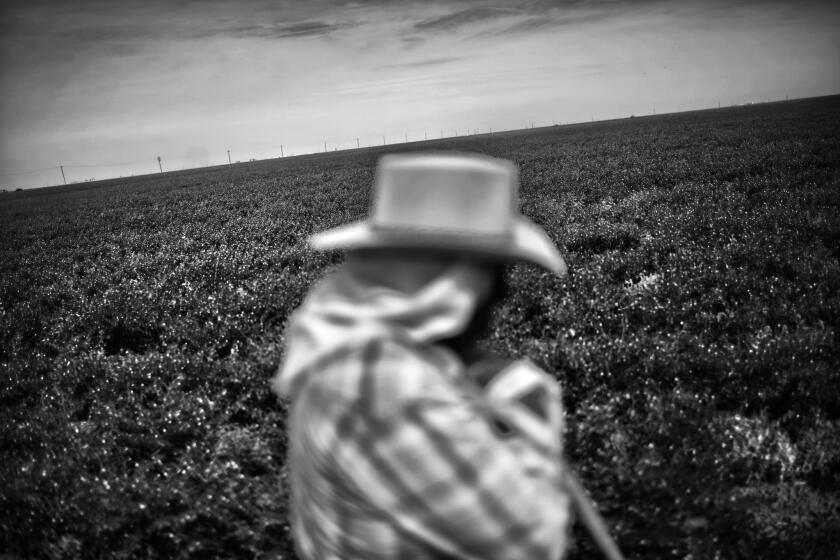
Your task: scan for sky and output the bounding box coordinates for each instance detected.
[1,0,839,190]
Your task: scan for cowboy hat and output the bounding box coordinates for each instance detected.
[309,152,567,276]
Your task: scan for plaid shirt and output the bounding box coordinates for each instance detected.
[286,336,570,560]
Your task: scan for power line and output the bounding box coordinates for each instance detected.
[63,159,150,169]
[5,122,513,183]
[0,166,60,177]
[1,158,156,177]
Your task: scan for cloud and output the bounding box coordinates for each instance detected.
[0,1,353,46]
[400,36,426,47]
[492,11,608,34]
[220,20,349,40]
[405,1,636,39]
[379,56,464,69]
[413,6,520,32]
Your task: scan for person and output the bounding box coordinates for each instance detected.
[272,152,572,559]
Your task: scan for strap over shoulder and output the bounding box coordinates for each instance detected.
[468,356,564,454]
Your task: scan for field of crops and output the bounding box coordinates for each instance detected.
[2,96,839,559]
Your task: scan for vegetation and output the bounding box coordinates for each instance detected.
[2,96,839,559]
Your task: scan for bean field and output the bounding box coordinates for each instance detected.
[2,96,839,559]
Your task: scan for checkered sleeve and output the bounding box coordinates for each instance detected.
[334,339,570,560]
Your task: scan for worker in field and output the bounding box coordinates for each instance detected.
[272,152,573,559]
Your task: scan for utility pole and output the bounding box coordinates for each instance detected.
[60,165,66,185]
[280,145,284,157]
[324,141,327,153]
[157,156,162,173]
[227,150,231,164]
[357,138,360,149]
[383,136,386,146]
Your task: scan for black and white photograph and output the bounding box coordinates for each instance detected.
[1,1,839,558]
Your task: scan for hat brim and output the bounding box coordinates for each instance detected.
[309,217,568,276]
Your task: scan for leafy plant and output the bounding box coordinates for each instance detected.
[2,97,839,559]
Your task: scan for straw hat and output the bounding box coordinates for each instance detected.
[309,152,567,276]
